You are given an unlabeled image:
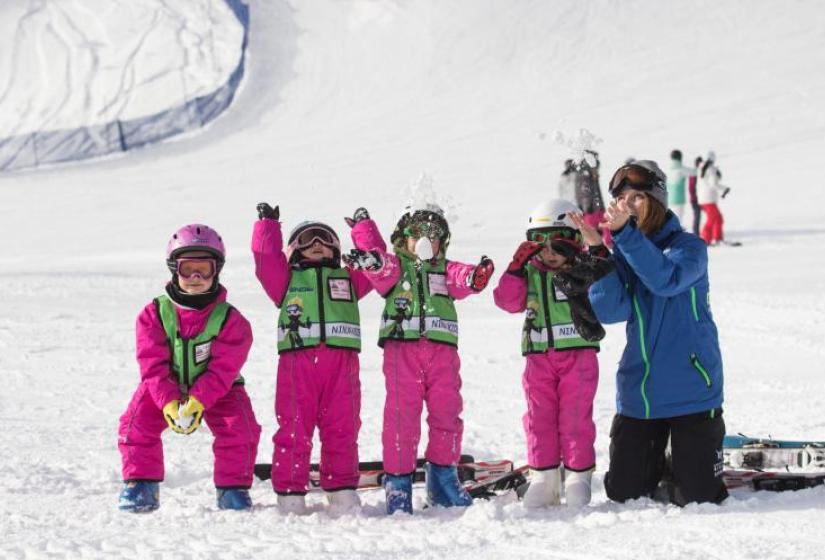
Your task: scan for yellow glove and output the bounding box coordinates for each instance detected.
[162,400,185,434]
[177,396,205,435]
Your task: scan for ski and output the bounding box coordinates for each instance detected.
[722,470,825,492]
[253,455,514,491]
[466,465,530,499]
[724,434,825,449]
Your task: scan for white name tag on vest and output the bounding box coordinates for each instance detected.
[328,278,352,301]
[194,340,212,364]
[428,273,449,297]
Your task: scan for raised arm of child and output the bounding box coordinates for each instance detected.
[251,204,290,306]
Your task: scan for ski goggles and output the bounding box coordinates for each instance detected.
[176,258,217,279]
[404,220,446,241]
[527,228,581,245]
[294,226,339,250]
[608,164,658,197]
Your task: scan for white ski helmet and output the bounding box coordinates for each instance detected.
[527,199,579,233]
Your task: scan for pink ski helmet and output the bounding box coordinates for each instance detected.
[165,224,226,274]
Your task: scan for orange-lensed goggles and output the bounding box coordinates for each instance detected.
[176,258,217,279]
[609,165,657,196]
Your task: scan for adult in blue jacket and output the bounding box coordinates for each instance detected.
[575,160,728,506]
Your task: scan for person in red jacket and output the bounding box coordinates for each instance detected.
[117,224,261,512]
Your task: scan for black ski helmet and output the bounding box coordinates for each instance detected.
[670,149,683,161]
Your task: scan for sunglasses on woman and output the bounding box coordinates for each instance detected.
[609,165,658,196]
[176,258,217,279]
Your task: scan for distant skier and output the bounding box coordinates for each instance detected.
[347,203,494,514]
[688,156,703,235]
[588,160,728,507]
[252,204,376,515]
[494,199,612,508]
[698,150,732,245]
[117,224,262,513]
[666,149,696,224]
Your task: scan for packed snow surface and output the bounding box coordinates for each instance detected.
[1,0,824,558]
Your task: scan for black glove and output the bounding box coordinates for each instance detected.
[549,239,580,260]
[342,249,382,271]
[257,202,279,220]
[721,187,731,199]
[567,294,606,342]
[344,207,371,228]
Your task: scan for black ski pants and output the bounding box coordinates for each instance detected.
[604,410,728,507]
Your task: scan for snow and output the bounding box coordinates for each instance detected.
[0,0,243,137]
[1,0,825,558]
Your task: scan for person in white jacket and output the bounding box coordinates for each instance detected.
[697,151,730,245]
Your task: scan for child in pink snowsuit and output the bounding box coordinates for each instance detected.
[493,200,607,508]
[251,203,376,515]
[344,204,495,514]
[117,224,261,512]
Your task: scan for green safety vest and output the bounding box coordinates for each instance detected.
[522,265,600,355]
[379,255,459,347]
[155,294,241,389]
[277,267,361,353]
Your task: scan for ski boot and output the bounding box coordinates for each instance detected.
[384,473,413,515]
[326,488,361,515]
[277,493,308,515]
[425,462,473,508]
[522,468,561,509]
[118,481,160,513]
[564,469,593,507]
[217,488,252,510]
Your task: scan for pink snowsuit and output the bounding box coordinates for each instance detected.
[493,264,598,471]
[252,219,375,494]
[117,286,261,487]
[352,219,479,475]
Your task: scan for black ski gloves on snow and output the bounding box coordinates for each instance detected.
[342,249,382,271]
[345,207,371,228]
[552,252,615,342]
[257,202,279,220]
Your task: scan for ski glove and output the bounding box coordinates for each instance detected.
[342,248,382,271]
[721,187,731,199]
[176,396,205,435]
[566,294,606,342]
[469,256,495,292]
[507,241,543,276]
[549,238,580,260]
[344,207,371,228]
[552,253,615,296]
[163,400,184,434]
[257,202,279,221]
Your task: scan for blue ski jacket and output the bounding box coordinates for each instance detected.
[589,213,723,419]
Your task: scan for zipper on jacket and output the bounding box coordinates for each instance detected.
[690,287,699,322]
[540,271,554,349]
[316,269,326,342]
[181,335,190,392]
[416,264,426,335]
[631,295,651,419]
[690,353,712,387]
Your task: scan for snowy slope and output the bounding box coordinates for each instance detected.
[1,1,825,558]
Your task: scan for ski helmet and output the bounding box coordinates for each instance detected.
[670,149,683,161]
[391,203,451,253]
[166,224,225,274]
[706,150,716,162]
[527,199,579,232]
[286,221,341,266]
[608,160,668,208]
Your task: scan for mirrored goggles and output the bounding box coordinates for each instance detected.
[527,228,581,244]
[295,227,338,250]
[404,221,445,241]
[609,165,657,196]
[176,258,217,279]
